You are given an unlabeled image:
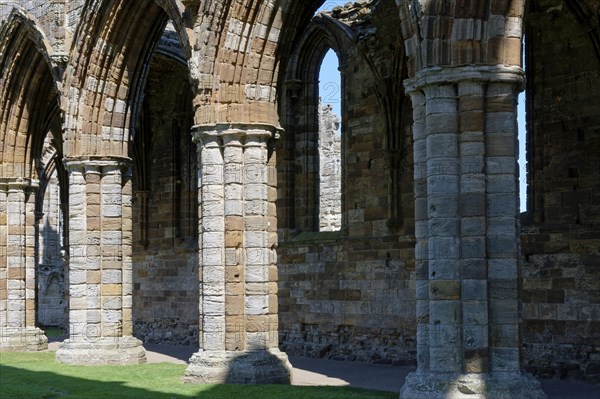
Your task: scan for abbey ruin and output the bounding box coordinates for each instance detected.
[1,0,598,397]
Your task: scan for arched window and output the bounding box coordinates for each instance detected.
[277,16,351,234]
[318,49,342,231]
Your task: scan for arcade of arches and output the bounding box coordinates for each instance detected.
[0,0,598,397]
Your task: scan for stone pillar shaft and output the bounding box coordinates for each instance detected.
[0,178,48,351]
[424,83,462,374]
[400,66,546,399]
[458,81,490,374]
[410,91,429,373]
[485,81,522,373]
[55,158,145,365]
[186,123,291,384]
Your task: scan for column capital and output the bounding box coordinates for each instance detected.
[404,65,525,95]
[191,123,283,145]
[62,156,132,172]
[0,177,40,192]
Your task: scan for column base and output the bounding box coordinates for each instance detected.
[55,336,146,365]
[400,371,547,399]
[0,327,48,351]
[185,348,292,384]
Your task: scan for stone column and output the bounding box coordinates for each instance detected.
[400,66,546,399]
[55,158,146,365]
[0,178,48,351]
[185,123,291,384]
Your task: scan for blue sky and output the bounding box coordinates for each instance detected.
[317,1,346,120]
[316,1,528,211]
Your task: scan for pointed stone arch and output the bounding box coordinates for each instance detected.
[277,14,353,232]
[0,7,61,180]
[62,0,193,159]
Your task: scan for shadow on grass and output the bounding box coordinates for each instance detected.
[0,352,396,399]
[0,363,189,399]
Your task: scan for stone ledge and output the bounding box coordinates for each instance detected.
[400,371,547,399]
[185,348,292,384]
[55,336,146,365]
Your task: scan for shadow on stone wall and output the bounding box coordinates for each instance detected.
[37,220,67,330]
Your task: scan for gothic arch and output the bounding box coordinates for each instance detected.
[61,0,192,159]
[277,14,353,231]
[285,15,352,81]
[0,7,61,180]
[278,2,411,232]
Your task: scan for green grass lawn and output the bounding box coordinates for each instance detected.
[0,351,397,399]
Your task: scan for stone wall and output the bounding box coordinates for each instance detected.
[278,235,416,364]
[521,0,600,383]
[522,227,600,383]
[526,0,600,226]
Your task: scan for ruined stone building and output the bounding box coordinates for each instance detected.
[0,0,598,397]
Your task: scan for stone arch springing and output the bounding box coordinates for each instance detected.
[190,0,326,126]
[62,0,192,159]
[0,8,61,179]
[397,0,526,76]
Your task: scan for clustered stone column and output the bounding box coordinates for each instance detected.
[0,178,48,351]
[55,158,145,365]
[185,123,291,384]
[400,66,546,399]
